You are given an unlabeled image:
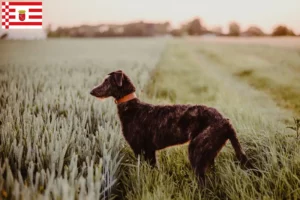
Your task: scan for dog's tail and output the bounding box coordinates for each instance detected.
[226,121,252,168]
[227,121,263,177]
[229,133,249,165]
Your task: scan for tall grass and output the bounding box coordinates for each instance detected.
[120,40,300,200]
[0,38,166,199]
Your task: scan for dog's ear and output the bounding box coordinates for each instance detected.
[109,70,123,87]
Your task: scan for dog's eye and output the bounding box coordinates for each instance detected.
[101,78,107,84]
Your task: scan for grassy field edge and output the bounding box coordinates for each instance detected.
[118,39,300,200]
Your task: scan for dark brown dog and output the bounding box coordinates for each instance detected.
[90,70,251,185]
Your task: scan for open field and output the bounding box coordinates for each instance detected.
[0,38,166,199]
[191,38,300,116]
[0,37,300,200]
[121,39,300,199]
[190,36,300,48]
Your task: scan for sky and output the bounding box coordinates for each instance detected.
[1,0,300,38]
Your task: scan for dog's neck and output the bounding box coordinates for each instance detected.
[115,92,137,104]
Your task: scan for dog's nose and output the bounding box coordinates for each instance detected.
[90,90,96,96]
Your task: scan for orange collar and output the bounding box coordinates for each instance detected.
[115,92,137,104]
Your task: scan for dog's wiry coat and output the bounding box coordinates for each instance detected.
[90,70,251,185]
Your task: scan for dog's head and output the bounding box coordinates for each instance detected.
[90,70,136,100]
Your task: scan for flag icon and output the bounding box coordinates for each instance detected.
[1,1,42,29]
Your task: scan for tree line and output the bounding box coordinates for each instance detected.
[46,18,299,38]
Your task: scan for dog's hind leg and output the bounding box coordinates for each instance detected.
[188,123,230,186]
[188,127,212,187]
[195,165,206,186]
[188,149,209,186]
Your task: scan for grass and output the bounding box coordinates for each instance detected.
[120,39,300,199]
[191,40,300,115]
[0,38,166,199]
[1,37,300,200]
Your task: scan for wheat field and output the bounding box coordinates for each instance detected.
[0,37,300,200]
[0,38,166,199]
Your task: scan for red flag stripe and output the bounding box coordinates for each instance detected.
[1,2,5,6]
[1,15,16,19]
[9,2,42,6]
[6,22,42,26]
[1,8,16,12]
[28,8,42,12]
[28,15,42,19]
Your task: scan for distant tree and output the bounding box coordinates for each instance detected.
[45,24,52,33]
[45,24,54,37]
[163,22,172,33]
[180,23,189,33]
[187,18,203,35]
[287,29,296,36]
[123,22,145,36]
[228,22,240,36]
[153,21,171,35]
[245,26,265,36]
[272,25,288,36]
[272,25,295,36]
[211,26,223,35]
[170,29,183,37]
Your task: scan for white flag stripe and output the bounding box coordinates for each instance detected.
[8,6,42,12]
[26,12,43,15]
[2,25,42,29]
[9,5,42,9]
[7,12,43,16]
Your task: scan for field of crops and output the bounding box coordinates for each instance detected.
[0,37,300,200]
[0,38,166,199]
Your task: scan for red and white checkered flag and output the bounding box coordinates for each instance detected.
[1,1,42,29]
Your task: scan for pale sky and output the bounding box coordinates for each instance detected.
[44,0,300,33]
[1,0,300,37]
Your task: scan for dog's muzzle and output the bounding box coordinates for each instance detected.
[90,89,97,96]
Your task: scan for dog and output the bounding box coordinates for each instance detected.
[90,70,251,185]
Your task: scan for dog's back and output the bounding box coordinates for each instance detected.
[117,99,226,150]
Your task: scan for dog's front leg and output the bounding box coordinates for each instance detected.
[131,145,156,167]
[131,148,154,166]
[144,150,156,167]
[132,147,142,159]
